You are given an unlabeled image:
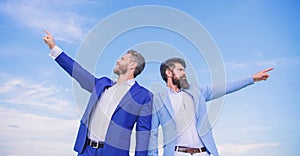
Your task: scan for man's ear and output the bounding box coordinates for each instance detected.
[129,61,137,70]
[166,69,172,78]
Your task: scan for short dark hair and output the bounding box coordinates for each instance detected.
[127,50,145,77]
[160,58,186,83]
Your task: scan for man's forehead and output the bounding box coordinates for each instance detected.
[174,63,184,69]
[122,53,131,59]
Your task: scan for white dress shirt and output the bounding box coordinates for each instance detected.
[49,46,135,142]
[88,79,134,141]
[167,88,205,148]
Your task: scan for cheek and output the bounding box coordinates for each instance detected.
[173,72,181,78]
[121,63,130,69]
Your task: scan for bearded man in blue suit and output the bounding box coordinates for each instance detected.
[148,58,273,156]
[43,31,152,156]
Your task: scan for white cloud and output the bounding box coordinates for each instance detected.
[218,142,280,156]
[256,58,286,67]
[256,51,263,57]
[240,125,273,133]
[226,62,247,69]
[225,57,286,71]
[0,74,83,155]
[0,78,78,119]
[0,107,78,156]
[0,0,95,43]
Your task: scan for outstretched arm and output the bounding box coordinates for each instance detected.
[201,68,274,101]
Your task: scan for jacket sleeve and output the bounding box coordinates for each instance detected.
[55,52,97,93]
[200,76,254,102]
[147,95,160,156]
[135,92,153,156]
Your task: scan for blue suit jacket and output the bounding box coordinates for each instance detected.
[55,52,153,156]
[148,77,254,156]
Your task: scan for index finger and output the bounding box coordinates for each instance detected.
[44,30,51,36]
[263,68,274,73]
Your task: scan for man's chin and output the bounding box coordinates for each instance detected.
[181,84,189,89]
[113,69,120,75]
[180,78,189,89]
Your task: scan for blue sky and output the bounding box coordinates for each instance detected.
[0,0,300,155]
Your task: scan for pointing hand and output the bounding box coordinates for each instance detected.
[43,30,55,49]
[253,68,273,82]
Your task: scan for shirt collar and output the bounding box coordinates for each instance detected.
[115,78,135,86]
[126,78,135,86]
[167,86,182,94]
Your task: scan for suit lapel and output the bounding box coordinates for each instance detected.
[160,88,175,118]
[185,84,210,135]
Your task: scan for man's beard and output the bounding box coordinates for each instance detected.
[113,64,128,75]
[172,74,189,89]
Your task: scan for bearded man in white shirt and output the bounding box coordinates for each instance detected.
[148,57,273,156]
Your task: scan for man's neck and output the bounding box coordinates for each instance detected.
[117,73,134,84]
[167,82,180,93]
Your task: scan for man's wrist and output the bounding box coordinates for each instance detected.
[49,43,55,49]
[48,45,63,59]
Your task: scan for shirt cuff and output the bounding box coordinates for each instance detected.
[48,45,63,59]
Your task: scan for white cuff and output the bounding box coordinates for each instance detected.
[48,45,63,59]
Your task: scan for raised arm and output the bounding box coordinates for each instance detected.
[43,30,97,92]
